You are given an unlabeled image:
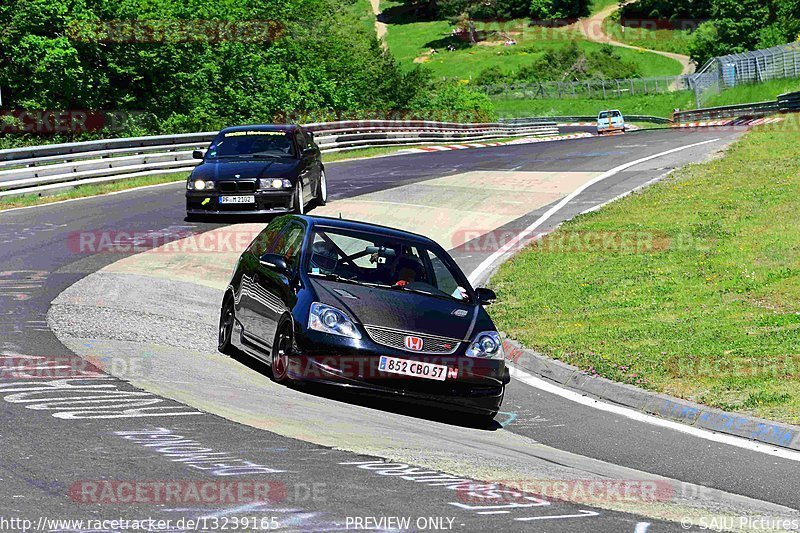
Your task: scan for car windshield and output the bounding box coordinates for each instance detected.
[306,227,471,302]
[206,131,296,159]
[599,111,620,119]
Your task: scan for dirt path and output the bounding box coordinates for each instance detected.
[370,0,388,49]
[572,3,695,76]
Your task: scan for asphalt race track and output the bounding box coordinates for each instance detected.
[3,128,800,532]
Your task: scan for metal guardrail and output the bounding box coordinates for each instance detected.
[673,91,800,122]
[0,120,558,198]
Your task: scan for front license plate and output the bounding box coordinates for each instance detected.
[379,356,448,381]
[219,195,255,204]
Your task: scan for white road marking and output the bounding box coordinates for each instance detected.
[467,138,720,285]
[635,522,652,533]
[508,364,800,462]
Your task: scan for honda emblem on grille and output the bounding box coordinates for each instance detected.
[235,174,241,179]
[404,336,423,351]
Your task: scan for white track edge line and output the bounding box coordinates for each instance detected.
[508,364,800,462]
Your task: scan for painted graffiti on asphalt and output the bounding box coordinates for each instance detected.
[0,353,202,419]
[339,461,601,522]
[115,428,286,476]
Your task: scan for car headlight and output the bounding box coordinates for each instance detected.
[308,302,361,339]
[465,331,504,359]
[258,178,292,189]
[189,179,214,191]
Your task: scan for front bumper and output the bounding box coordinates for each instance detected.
[289,330,507,415]
[186,190,294,215]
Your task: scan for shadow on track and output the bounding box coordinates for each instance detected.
[226,346,503,432]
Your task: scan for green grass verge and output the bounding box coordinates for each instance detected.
[379,4,682,79]
[492,91,694,118]
[489,124,800,424]
[0,172,190,211]
[701,77,800,109]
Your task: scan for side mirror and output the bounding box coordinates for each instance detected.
[259,253,290,274]
[192,150,205,160]
[302,147,315,157]
[476,287,497,305]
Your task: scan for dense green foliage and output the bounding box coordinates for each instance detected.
[620,0,800,65]
[0,0,496,143]
[405,0,589,21]
[474,43,639,84]
[528,0,590,20]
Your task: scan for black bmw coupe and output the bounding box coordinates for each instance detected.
[186,125,326,219]
[218,215,510,422]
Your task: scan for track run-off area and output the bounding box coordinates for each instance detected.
[3,128,800,532]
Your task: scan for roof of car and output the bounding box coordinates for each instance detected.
[298,215,437,245]
[218,124,301,134]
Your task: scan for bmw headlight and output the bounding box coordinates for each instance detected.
[189,179,214,191]
[308,302,361,339]
[258,178,292,189]
[465,331,504,359]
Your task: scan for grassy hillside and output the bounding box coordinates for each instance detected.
[379,1,683,80]
[604,23,693,56]
[490,122,800,423]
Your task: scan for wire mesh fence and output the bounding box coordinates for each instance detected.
[688,42,800,106]
[477,75,689,100]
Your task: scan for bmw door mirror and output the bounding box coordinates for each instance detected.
[259,253,290,274]
[476,287,497,305]
[192,150,205,160]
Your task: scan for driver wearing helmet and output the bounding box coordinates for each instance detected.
[310,240,339,273]
[393,254,424,286]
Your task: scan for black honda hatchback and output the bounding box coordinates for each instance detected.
[218,215,509,422]
[186,125,326,219]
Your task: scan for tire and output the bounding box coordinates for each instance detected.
[270,323,293,384]
[218,297,237,356]
[476,411,499,427]
[293,181,305,215]
[316,170,327,206]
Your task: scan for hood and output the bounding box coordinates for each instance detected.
[191,158,300,181]
[310,278,482,341]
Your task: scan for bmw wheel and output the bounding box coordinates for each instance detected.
[218,297,237,356]
[294,181,305,215]
[317,170,327,206]
[271,324,293,384]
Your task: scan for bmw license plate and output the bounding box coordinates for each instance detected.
[219,195,255,204]
[379,356,449,381]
